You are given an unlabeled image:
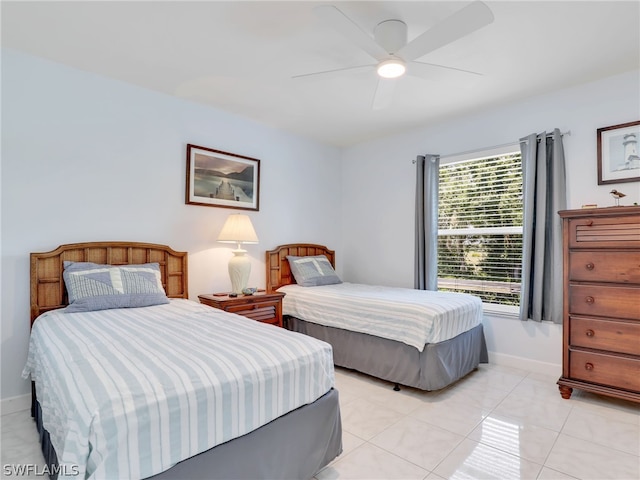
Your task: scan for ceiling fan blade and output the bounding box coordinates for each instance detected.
[396,1,494,62]
[409,61,483,79]
[372,78,397,110]
[292,64,375,80]
[314,5,389,61]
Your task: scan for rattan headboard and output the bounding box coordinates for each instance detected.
[30,241,188,324]
[265,243,335,293]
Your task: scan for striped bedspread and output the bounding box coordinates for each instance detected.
[278,283,483,351]
[22,299,335,480]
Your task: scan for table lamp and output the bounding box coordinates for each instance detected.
[217,214,259,294]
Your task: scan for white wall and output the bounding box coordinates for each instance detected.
[341,69,640,373]
[3,48,638,402]
[1,49,343,402]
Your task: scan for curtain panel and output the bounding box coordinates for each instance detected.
[415,154,440,290]
[519,129,567,323]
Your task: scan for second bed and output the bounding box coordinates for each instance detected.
[266,243,488,391]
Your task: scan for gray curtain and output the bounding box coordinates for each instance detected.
[415,154,440,290]
[519,129,566,323]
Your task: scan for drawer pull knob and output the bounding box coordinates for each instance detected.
[585,262,594,270]
[585,363,594,371]
[585,329,595,337]
[585,296,595,304]
[586,220,594,227]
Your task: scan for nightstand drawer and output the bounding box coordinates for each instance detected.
[198,292,285,327]
[226,302,278,322]
[242,306,278,324]
[225,300,278,313]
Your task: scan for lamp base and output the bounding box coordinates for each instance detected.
[228,249,251,295]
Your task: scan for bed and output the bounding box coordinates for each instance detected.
[266,243,488,391]
[26,241,342,480]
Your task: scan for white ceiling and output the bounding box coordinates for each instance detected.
[3,1,639,147]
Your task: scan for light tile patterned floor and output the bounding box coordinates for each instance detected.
[316,364,639,480]
[2,363,638,479]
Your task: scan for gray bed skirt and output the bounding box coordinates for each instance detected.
[287,317,489,391]
[33,387,342,480]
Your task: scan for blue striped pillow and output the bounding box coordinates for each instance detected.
[63,262,169,313]
[287,255,342,287]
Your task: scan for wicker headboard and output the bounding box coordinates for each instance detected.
[265,243,335,293]
[30,241,188,324]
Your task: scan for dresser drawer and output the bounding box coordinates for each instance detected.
[569,251,640,283]
[569,284,640,320]
[570,316,640,355]
[568,214,640,248]
[569,349,640,392]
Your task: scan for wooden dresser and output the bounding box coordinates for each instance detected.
[557,206,640,402]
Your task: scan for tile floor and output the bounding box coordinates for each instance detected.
[314,364,639,480]
[1,363,639,479]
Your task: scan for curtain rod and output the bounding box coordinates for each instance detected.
[412,130,571,163]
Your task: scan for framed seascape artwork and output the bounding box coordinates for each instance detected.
[597,120,640,185]
[186,144,260,211]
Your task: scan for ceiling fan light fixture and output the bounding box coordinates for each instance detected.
[377,58,406,79]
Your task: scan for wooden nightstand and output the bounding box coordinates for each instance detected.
[198,291,285,327]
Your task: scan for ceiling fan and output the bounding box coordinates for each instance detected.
[294,1,494,110]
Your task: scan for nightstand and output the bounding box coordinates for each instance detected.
[198,291,285,327]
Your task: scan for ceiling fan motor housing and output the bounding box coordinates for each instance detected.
[374,19,407,54]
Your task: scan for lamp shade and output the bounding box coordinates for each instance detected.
[217,214,259,245]
[217,214,258,294]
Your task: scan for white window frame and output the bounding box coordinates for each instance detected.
[438,144,522,316]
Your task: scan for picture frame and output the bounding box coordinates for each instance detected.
[186,144,260,211]
[597,120,640,185]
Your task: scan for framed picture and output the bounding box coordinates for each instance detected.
[186,144,260,211]
[597,120,640,185]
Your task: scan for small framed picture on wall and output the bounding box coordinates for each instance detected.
[185,144,260,211]
[597,120,640,185]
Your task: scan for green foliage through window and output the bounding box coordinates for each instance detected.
[438,153,522,306]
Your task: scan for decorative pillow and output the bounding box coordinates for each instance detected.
[287,255,342,287]
[63,261,169,313]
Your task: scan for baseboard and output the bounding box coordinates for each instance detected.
[1,393,31,416]
[488,351,561,377]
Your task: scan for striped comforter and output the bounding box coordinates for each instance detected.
[278,283,483,351]
[22,299,335,480]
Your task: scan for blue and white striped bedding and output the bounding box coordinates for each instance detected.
[22,299,335,480]
[277,283,483,351]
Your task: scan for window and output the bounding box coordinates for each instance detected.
[437,151,522,307]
